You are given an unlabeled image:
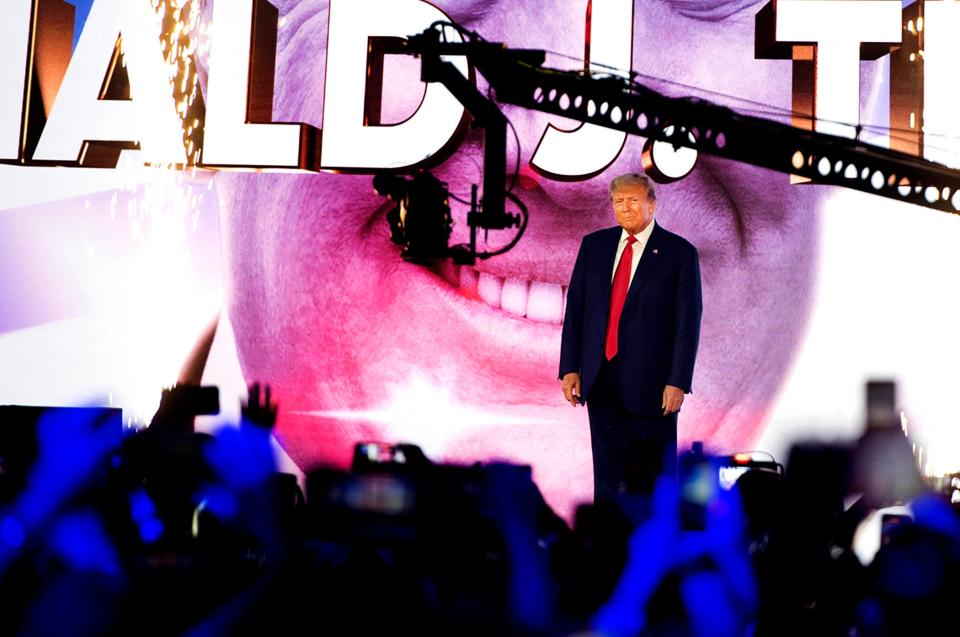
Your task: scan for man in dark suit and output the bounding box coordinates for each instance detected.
[559,173,702,501]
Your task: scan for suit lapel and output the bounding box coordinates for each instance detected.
[597,226,621,304]
[622,222,663,311]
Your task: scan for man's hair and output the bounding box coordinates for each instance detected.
[609,173,656,201]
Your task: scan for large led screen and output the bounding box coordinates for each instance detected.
[2,0,959,518]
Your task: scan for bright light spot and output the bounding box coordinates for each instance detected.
[291,373,554,458]
[649,126,698,180]
[96,169,220,424]
[897,178,911,197]
[818,157,831,176]
[792,150,804,170]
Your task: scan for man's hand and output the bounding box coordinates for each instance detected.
[562,372,582,407]
[662,385,685,415]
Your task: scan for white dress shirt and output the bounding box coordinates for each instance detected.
[611,220,656,287]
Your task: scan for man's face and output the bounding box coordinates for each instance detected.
[211,0,823,517]
[611,185,655,235]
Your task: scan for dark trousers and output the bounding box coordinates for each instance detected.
[586,356,677,503]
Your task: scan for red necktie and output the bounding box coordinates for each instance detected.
[605,235,637,360]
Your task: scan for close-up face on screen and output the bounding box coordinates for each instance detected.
[207,0,821,514]
[3,0,959,521]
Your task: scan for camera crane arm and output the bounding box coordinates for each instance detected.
[405,24,960,216]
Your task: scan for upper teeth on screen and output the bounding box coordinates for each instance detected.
[440,264,567,323]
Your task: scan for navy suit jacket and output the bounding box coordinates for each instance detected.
[559,223,703,417]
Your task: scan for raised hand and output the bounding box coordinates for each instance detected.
[241,382,277,429]
[592,475,757,637]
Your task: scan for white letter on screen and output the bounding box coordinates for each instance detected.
[202,0,315,169]
[776,0,901,138]
[530,0,632,179]
[319,0,468,170]
[32,0,186,165]
[0,0,35,160]
[922,1,960,167]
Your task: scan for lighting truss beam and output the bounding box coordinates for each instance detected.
[406,30,960,215]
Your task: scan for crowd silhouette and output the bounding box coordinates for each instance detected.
[0,381,956,636]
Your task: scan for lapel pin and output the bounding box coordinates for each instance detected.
[652,249,659,254]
